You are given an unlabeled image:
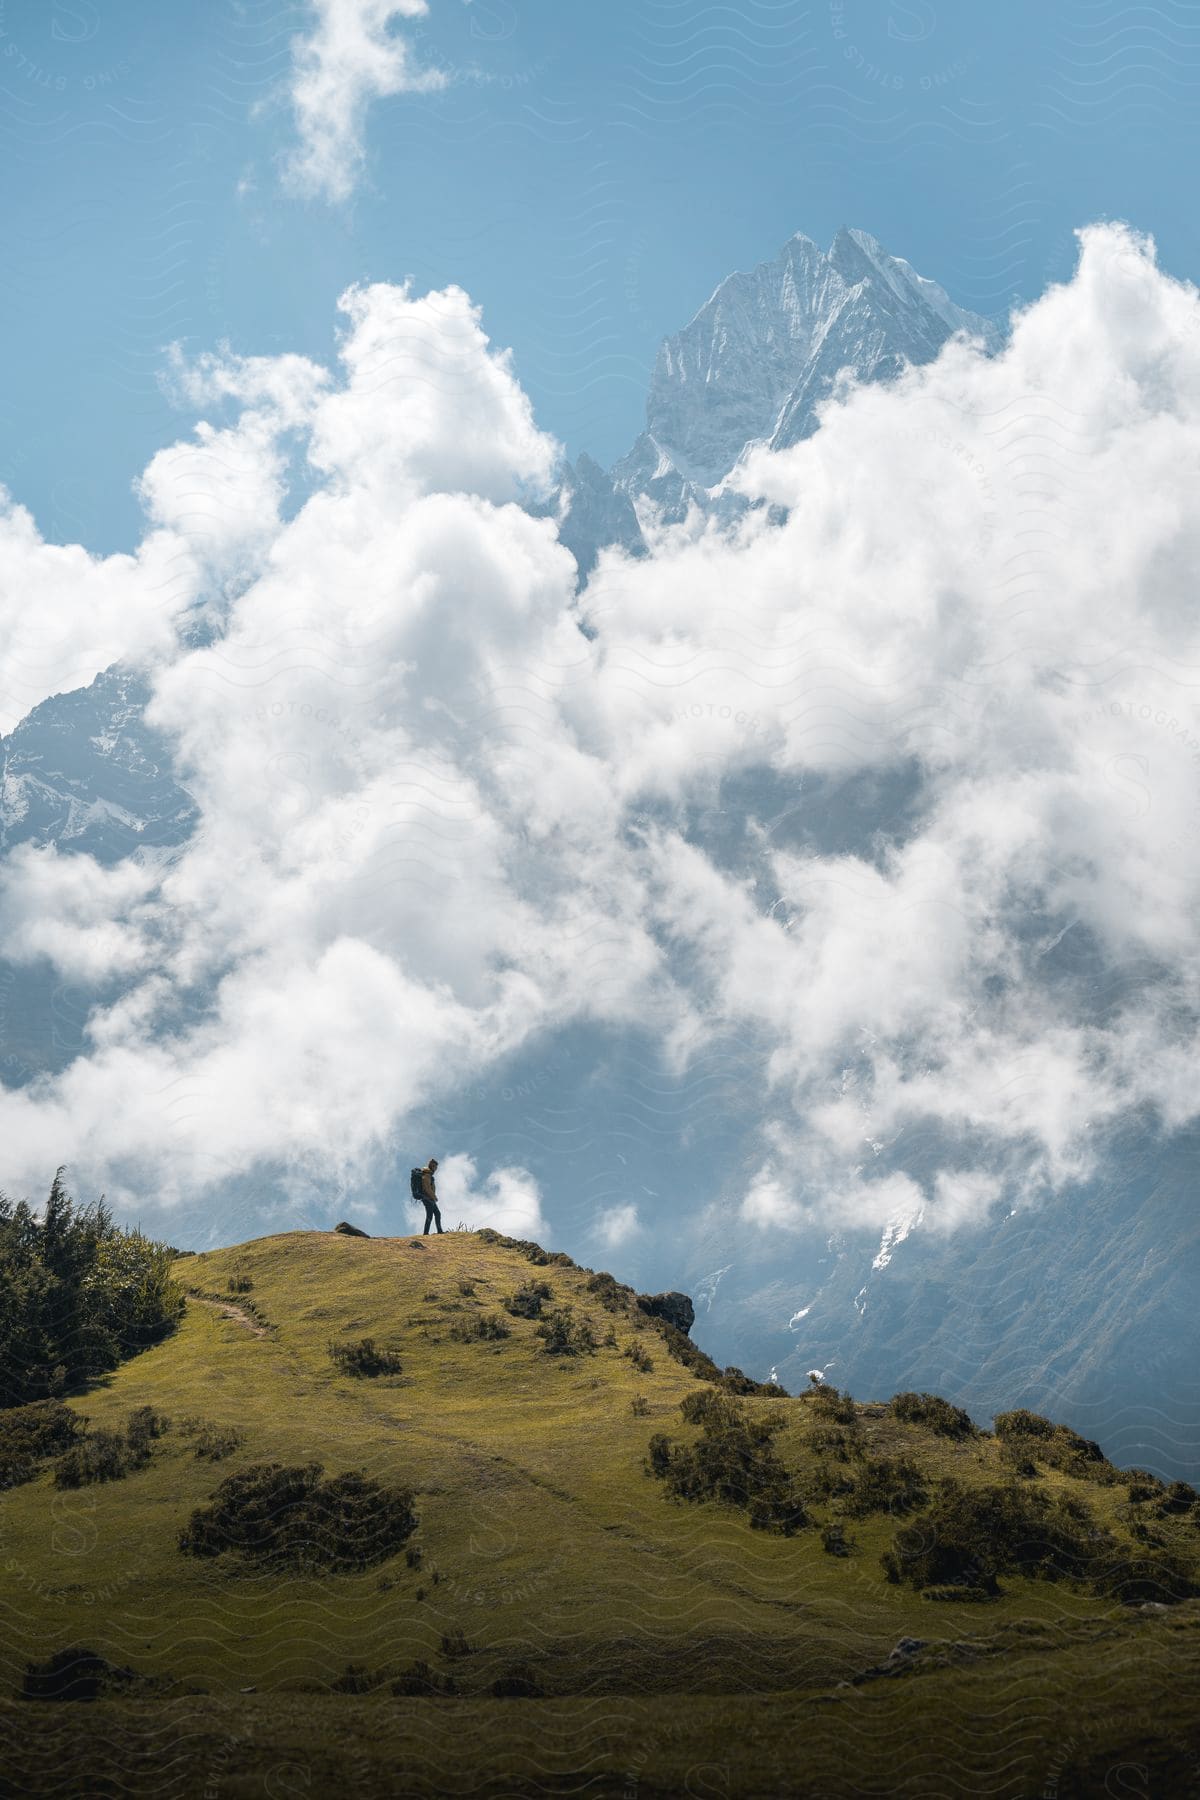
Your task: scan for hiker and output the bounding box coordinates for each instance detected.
[411,1158,444,1235]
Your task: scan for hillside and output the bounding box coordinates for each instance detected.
[1,1228,1199,1798]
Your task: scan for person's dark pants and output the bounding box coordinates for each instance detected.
[423,1202,444,1235]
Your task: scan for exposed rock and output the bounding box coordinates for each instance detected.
[333,1222,369,1239]
[637,1291,695,1336]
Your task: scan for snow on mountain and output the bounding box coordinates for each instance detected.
[579,226,1001,548]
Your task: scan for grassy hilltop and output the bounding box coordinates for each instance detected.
[1,1226,1199,1797]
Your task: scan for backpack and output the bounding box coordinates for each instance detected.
[410,1167,426,1203]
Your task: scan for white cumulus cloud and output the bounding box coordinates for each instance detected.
[3,224,1200,1254]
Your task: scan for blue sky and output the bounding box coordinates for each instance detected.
[3,0,1199,554]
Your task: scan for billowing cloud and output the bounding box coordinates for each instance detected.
[282,0,445,203]
[0,490,195,735]
[3,224,1200,1252]
[432,1155,546,1237]
[594,1203,642,1249]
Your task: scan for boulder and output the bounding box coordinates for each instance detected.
[636,1291,695,1337]
[333,1222,370,1239]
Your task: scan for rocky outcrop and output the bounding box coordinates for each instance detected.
[333,1221,369,1238]
[637,1290,695,1337]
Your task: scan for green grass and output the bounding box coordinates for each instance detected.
[1,1227,1197,1797]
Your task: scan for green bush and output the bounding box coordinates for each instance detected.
[821,1523,853,1557]
[888,1392,976,1439]
[491,1662,544,1697]
[178,1462,417,1571]
[806,1383,857,1424]
[1158,1481,1199,1518]
[630,1395,650,1418]
[20,1647,146,1703]
[808,1425,858,1460]
[0,1171,183,1407]
[54,1406,171,1487]
[439,1628,473,1659]
[647,1394,807,1535]
[993,1409,1056,1439]
[331,1663,380,1694]
[880,1477,1193,1603]
[502,1281,552,1320]
[328,1337,403,1377]
[449,1313,510,1343]
[474,1230,576,1270]
[994,1411,1111,1481]
[125,1406,170,1457]
[54,1429,134,1488]
[535,1308,596,1356]
[679,1389,726,1427]
[585,1271,634,1313]
[178,1417,243,1461]
[624,1341,654,1373]
[0,1400,84,1489]
[390,1659,457,1697]
[843,1456,928,1519]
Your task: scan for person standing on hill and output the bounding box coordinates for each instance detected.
[419,1159,443,1235]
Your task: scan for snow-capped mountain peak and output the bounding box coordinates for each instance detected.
[596,225,1000,547]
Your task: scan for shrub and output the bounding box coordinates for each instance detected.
[178,1417,243,1461]
[535,1308,596,1356]
[624,1341,654,1373]
[332,1662,379,1694]
[993,1409,1057,1439]
[405,1545,422,1568]
[806,1383,857,1425]
[679,1389,726,1427]
[502,1281,552,1320]
[54,1429,134,1488]
[586,1271,634,1313]
[0,1172,184,1407]
[125,1407,170,1458]
[449,1313,510,1343]
[843,1457,928,1519]
[457,1280,476,1298]
[491,1662,544,1697]
[21,1647,144,1703]
[227,1262,253,1294]
[474,1229,576,1270]
[630,1395,650,1418]
[329,1337,403,1377]
[822,1524,853,1557]
[994,1412,1112,1481]
[178,1462,417,1571]
[888,1392,976,1439]
[878,1477,1192,1603]
[647,1394,807,1535]
[390,1659,457,1697]
[0,1400,84,1490]
[809,1426,857,1460]
[439,1628,473,1659]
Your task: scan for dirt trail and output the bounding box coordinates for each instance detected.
[188,1293,271,1338]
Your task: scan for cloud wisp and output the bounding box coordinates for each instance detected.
[282,0,445,203]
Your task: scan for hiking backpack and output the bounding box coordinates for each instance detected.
[409,1166,426,1203]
